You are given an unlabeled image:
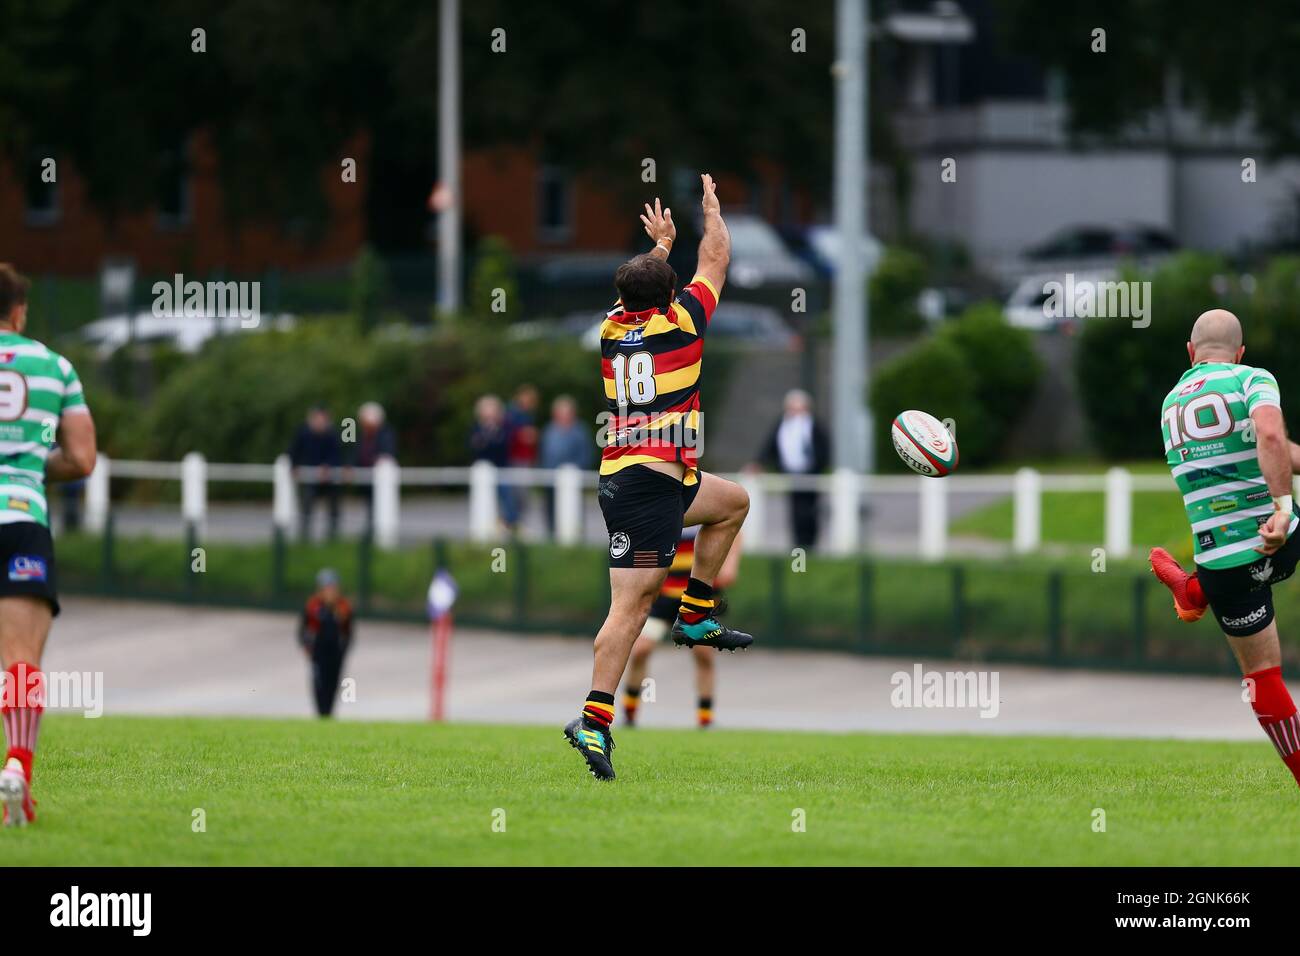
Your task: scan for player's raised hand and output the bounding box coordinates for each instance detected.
[640,197,675,245]
[701,173,720,215]
[1256,508,1290,555]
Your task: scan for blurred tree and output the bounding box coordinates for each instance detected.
[349,245,390,331]
[997,0,1300,154]
[468,236,518,321]
[0,0,857,249]
[868,246,928,337]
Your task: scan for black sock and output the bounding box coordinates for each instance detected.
[583,690,616,727]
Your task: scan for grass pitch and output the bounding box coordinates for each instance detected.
[5,715,1297,866]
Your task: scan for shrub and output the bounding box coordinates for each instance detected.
[469,236,519,321]
[349,245,390,331]
[1075,253,1244,459]
[869,304,1040,469]
[135,319,608,466]
[868,245,928,337]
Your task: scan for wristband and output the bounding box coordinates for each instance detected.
[656,236,673,250]
[1275,494,1294,516]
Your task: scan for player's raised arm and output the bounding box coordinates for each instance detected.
[1251,403,1292,554]
[694,174,730,297]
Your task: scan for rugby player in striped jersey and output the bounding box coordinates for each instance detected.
[0,265,98,825]
[565,175,753,780]
[1150,309,1300,787]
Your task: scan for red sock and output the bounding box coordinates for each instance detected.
[1188,574,1206,608]
[1,662,44,782]
[1245,666,1300,786]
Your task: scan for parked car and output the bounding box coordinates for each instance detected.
[723,214,815,289]
[994,223,1178,290]
[79,311,296,357]
[788,224,883,278]
[1003,270,1122,331]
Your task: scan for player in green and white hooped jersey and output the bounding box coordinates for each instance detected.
[0,265,98,826]
[1150,309,1300,789]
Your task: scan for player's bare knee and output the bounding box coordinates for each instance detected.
[732,483,750,521]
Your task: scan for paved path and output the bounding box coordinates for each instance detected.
[89,486,1012,557]
[38,597,1266,741]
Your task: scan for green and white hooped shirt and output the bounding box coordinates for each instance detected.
[0,333,88,529]
[1161,362,1296,569]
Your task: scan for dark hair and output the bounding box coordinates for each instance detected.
[0,264,30,320]
[614,254,677,312]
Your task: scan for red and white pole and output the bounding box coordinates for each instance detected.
[427,570,458,722]
[431,612,452,721]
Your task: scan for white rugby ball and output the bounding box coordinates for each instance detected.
[891,410,958,477]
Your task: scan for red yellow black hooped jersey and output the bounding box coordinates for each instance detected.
[599,275,719,485]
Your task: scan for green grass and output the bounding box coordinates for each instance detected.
[7,715,1299,865]
[953,491,1191,553]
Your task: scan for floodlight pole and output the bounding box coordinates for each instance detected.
[437,0,463,314]
[831,0,871,473]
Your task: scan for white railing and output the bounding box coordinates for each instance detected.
[80,455,1233,560]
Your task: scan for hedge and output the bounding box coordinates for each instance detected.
[869,303,1041,469]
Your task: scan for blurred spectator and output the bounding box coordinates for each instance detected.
[350,401,397,530]
[298,568,354,718]
[757,389,830,548]
[468,394,518,532]
[504,384,540,527]
[539,394,593,532]
[61,478,85,532]
[289,404,343,542]
[507,384,540,467]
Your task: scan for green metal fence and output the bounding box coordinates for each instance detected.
[55,520,1257,676]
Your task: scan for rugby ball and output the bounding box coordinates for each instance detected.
[891,410,958,477]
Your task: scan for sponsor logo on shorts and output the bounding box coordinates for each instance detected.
[1251,558,1275,583]
[1223,605,1269,629]
[609,532,631,559]
[8,555,45,582]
